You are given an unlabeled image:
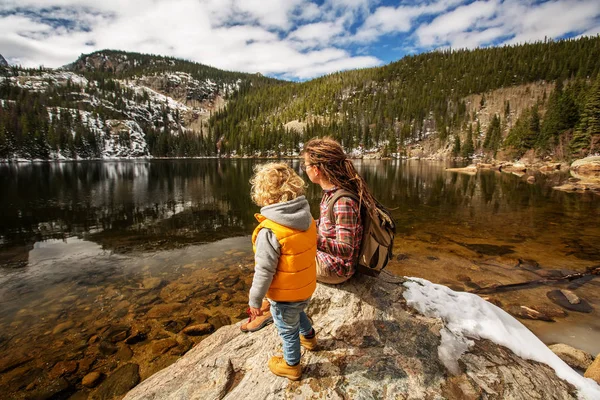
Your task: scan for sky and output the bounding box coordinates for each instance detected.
[1,0,599,81]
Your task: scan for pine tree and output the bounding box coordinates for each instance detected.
[388,130,398,155]
[483,114,502,152]
[571,75,600,155]
[452,135,461,157]
[0,115,8,158]
[462,124,474,158]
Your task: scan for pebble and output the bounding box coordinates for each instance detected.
[48,360,78,379]
[151,339,178,355]
[517,259,540,271]
[147,303,184,318]
[106,325,131,343]
[163,318,191,334]
[82,371,103,388]
[52,321,74,335]
[142,277,163,290]
[98,340,118,356]
[116,345,133,362]
[182,324,213,336]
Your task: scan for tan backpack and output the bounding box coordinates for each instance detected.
[326,190,396,276]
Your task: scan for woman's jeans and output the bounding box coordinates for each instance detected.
[269,298,313,365]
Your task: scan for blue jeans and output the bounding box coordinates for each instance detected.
[269,298,313,365]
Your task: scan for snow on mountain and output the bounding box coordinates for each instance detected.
[2,67,226,159]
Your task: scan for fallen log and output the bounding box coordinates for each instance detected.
[471,266,599,294]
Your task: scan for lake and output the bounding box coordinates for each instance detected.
[0,159,599,399]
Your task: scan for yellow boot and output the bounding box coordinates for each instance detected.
[268,356,301,381]
[300,331,317,351]
[240,300,273,333]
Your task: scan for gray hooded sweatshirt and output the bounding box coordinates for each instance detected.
[248,195,314,308]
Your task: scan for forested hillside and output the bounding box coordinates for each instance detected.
[1,37,599,161]
[210,36,600,159]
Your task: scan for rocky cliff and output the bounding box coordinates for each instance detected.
[122,274,600,400]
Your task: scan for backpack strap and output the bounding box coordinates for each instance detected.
[326,189,360,223]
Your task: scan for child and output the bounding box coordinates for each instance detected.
[248,162,318,381]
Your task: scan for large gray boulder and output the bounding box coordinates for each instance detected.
[124,275,600,399]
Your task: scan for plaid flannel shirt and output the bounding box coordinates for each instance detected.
[316,187,363,277]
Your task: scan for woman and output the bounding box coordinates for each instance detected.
[301,137,377,284]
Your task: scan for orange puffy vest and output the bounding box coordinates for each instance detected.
[252,214,317,302]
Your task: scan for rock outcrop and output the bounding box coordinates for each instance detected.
[554,156,600,193]
[124,275,600,400]
[550,344,595,371]
[586,355,600,385]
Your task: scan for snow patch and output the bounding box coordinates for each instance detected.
[402,278,600,400]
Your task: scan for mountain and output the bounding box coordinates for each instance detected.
[0,50,282,159]
[0,54,8,68]
[1,38,600,161]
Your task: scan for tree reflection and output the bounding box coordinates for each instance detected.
[0,160,598,260]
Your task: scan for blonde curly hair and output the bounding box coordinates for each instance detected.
[250,162,306,206]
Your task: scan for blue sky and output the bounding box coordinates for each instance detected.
[1,0,599,80]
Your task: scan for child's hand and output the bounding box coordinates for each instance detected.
[249,306,262,316]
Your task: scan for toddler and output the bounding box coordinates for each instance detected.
[248,162,317,380]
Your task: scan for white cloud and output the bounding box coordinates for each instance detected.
[350,0,466,44]
[353,6,414,43]
[0,0,599,79]
[0,0,381,79]
[416,1,500,46]
[296,2,322,22]
[413,0,600,50]
[288,20,346,49]
[503,0,600,45]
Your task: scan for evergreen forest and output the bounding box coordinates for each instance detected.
[1,36,599,160]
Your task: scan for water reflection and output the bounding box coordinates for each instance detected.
[1,159,599,262]
[0,161,261,261]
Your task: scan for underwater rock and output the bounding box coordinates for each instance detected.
[146,303,184,319]
[182,324,213,336]
[52,320,75,335]
[208,314,232,330]
[82,371,103,388]
[507,305,554,321]
[151,339,178,356]
[141,277,163,290]
[530,304,568,318]
[546,290,593,313]
[90,363,140,400]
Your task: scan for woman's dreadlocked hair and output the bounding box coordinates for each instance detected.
[302,137,376,210]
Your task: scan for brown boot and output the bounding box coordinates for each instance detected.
[268,356,301,381]
[240,300,273,333]
[300,331,317,351]
[260,299,271,313]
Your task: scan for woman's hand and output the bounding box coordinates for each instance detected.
[249,306,262,317]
